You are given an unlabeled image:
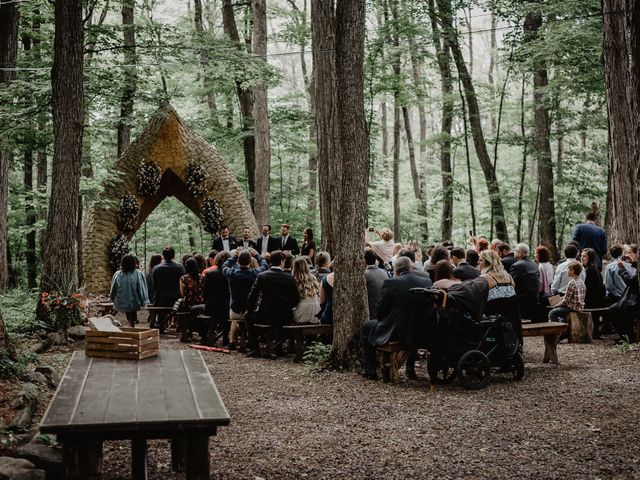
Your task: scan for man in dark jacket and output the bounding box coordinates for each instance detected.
[151,246,185,333]
[256,224,278,255]
[498,243,517,272]
[211,225,238,252]
[451,247,480,281]
[359,257,432,380]
[238,227,258,250]
[364,249,388,320]
[276,224,300,255]
[510,243,540,321]
[572,211,608,269]
[246,250,299,355]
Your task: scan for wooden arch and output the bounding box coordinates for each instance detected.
[82,102,258,292]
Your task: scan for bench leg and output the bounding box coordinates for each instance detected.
[63,439,102,480]
[186,434,210,480]
[131,438,148,480]
[238,322,247,353]
[391,353,400,385]
[294,330,305,362]
[380,351,391,383]
[543,334,559,365]
[171,436,187,472]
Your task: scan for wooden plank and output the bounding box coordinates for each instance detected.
[70,357,116,426]
[180,351,231,421]
[86,350,149,360]
[87,336,158,346]
[135,354,168,424]
[522,322,568,337]
[104,358,138,424]
[160,351,200,421]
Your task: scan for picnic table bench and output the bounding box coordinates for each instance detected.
[40,350,230,480]
[522,321,568,364]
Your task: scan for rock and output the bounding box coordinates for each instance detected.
[28,343,47,354]
[12,434,34,446]
[66,326,87,339]
[8,384,38,432]
[13,442,63,479]
[45,333,63,346]
[0,456,45,480]
[34,367,59,389]
[24,372,47,387]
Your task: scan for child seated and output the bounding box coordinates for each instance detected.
[548,261,585,323]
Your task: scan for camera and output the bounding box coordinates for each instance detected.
[368,227,375,232]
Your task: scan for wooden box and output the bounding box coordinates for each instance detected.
[85,327,160,360]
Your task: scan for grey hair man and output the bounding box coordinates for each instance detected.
[510,242,540,320]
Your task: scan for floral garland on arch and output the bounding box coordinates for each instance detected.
[137,159,161,197]
[117,194,140,233]
[200,197,224,235]
[108,233,131,272]
[185,160,208,197]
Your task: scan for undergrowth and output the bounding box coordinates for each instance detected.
[0,352,39,379]
[613,337,640,353]
[302,342,333,374]
[0,289,43,336]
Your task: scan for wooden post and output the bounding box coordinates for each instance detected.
[131,438,148,480]
[63,440,102,480]
[542,335,559,364]
[171,436,187,472]
[186,434,210,480]
[568,312,593,343]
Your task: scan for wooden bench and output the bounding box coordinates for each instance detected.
[522,322,568,364]
[40,351,229,480]
[376,343,415,384]
[253,324,276,358]
[583,307,609,339]
[282,324,332,362]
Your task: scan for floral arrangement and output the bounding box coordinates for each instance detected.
[200,197,224,234]
[109,233,131,272]
[185,160,208,197]
[40,290,87,333]
[137,160,162,197]
[117,194,139,233]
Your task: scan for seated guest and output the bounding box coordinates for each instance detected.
[316,252,332,281]
[366,227,395,265]
[433,259,462,289]
[211,225,237,252]
[222,247,268,350]
[247,251,300,355]
[257,224,277,255]
[479,249,517,318]
[359,257,433,380]
[145,254,162,325]
[510,243,540,321]
[490,239,502,251]
[551,244,586,294]
[390,242,404,265]
[625,243,639,268]
[497,242,517,272]
[238,227,257,250]
[200,251,231,345]
[549,261,585,323]
[364,249,388,320]
[180,258,205,342]
[451,247,480,281]
[466,249,480,268]
[152,246,185,333]
[581,248,606,309]
[407,240,423,270]
[292,257,321,324]
[193,253,207,274]
[110,254,150,328]
[609,259,640,342]
[300,228,316,265]
[278,224,300,255]
[202,250,219,274]
[425,246,450,282]
[319,271,335,325]
[422,245,436,270]
[535,245,554,300]
[604,244,633,304]
[181,254,192,268]
[397,248,430,279]
[284,253,294,273]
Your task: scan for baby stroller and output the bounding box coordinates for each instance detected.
[412,279,524,390]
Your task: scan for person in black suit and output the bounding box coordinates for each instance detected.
[510,243,540,321]
[451,247,480,281]
[277,224,299,255]
[256,224,278,255]
[237,227,257,250]
[359,257,433,380]
[211,225,238,252]
[151,246,185,333]
[498,242,517,272]
[246,250,300,355]
[199,251,232,345]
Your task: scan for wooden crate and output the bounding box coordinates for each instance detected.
[86,327,159,360]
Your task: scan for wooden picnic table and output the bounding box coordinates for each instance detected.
[40,350,230,480]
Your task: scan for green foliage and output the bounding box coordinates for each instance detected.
[302,341,333,374]
[0,290,42,336]
[0,352,39,380]
[613,338,640,354]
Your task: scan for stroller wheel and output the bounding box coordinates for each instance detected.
[457,350,491,390]
[512,354,525,381]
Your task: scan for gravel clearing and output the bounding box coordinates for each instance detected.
[33,320,640,480]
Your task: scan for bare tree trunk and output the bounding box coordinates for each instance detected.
[34,11,48,253]
[516,76,527,244]
[525,12,557,259]
[458,76,476,237]
[488,12,497,133]
[194,0,219,126]
[117,0,137,158]
[603,0,640,243]
[40,0,85,291]
[0,0,19,291]
[390,0,401,243]
[222,0,256,209]
[440,0,508,241]
[332,0,369,368]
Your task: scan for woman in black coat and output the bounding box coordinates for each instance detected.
[581,248,606,309]
[610,260,640,343]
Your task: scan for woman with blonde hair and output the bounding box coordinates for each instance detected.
[478,249,517,318]
[292,256,321,324]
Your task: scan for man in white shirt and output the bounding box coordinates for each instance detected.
[211,225,238,252]
[551,244,585,294]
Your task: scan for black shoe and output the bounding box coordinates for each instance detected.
[405,368,417,380]
[246,349,260,358]
[362,369,378,380]
[228,343,237,351]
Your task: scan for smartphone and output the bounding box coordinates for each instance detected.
[469,230,473,236]
[369,227,375,232]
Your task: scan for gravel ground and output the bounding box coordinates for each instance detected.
[33,317,640,480]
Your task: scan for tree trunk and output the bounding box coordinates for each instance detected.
[332,0,369,368]
[603,0,640,243]
[440,0,508,241]
[0,309,16,361]
[488,12,497,133]
[117,0,137,158]
[516,76,528,244]
[525,12,557,259]
[40,0,84,292]
[24,149,37,289]
[222,0,256,210]
[428,0,453,242]
[458,76,476,237]
[390,0,401,243]
[311,0,339,254]
[194,0,219,126]
[34,11,48,252]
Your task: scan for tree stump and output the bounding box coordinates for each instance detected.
[568,311,593,343]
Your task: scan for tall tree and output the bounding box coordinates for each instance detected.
[390,0,401,243]
[252,0,271,226]
[0,0,19,291]
[40,0,85,290]
[439,0,508,241]
[332,0,369,367]
[603,0,640,243]
[117,0,137,158]
[194,0,219,126]
[222,0,257,210]
[525,12,557,259]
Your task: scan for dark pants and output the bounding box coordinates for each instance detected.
[360,320,378,373]
[549,306,572,323]
[610,305,638,343]
[125,311,137,328]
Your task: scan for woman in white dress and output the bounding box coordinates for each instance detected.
[292,256,321,324]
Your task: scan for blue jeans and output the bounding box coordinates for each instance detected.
[548,306,572,323]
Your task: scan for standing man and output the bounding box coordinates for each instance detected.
[151,246,185,333]
[510,243,540,321]
[211,225,237,252]
[256,224,277,255]
[278,224,299,255]
[238,227,257,250]
[572,211,608,269]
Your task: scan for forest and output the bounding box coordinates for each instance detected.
[1,0,639,359]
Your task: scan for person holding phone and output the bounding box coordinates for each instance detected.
[365,227,394,264]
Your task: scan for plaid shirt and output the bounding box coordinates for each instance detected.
[559,278,586,311]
